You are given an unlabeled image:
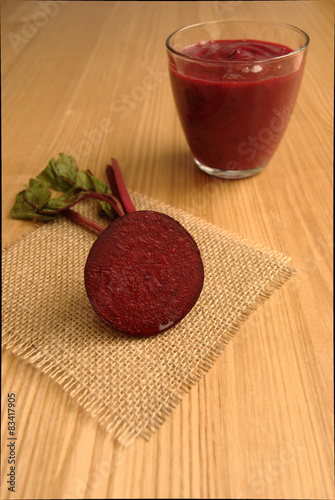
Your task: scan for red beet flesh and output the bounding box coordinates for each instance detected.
[84,210,204,337]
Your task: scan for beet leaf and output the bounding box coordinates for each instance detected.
[11,153,124,228]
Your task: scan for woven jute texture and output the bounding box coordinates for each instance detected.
[2,192,296,445]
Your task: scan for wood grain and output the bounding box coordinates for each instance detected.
[1,1,333,499]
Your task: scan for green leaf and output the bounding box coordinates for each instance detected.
[37,153,78,191]
[98,200,117,219]
[87,173,111,194]
[11,185,55,221]
[73,171,111,194]
[72,170,94,191]
[10,178,52,220]
[25,179,51,208]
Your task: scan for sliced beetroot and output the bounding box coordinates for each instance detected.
[84,210,204,337]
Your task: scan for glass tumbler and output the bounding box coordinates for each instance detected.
[166,20,309,179]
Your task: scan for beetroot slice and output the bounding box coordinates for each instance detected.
[84,210,204,337]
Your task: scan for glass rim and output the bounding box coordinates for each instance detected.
[166,19,310,64]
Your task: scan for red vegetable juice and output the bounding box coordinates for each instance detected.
[168,39,306,176]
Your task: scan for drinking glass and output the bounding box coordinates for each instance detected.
[166,20,309,179]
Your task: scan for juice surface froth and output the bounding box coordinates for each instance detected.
[180,39,293,62]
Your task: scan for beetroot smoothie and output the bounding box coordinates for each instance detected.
[168,39,306,176]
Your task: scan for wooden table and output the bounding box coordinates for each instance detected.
[1,1,333,498]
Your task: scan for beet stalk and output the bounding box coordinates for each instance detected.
[64,209,106,235]
[106,159,136,214]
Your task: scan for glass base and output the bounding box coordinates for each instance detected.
[195,159,267,179]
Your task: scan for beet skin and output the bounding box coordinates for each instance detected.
[84,210,204,337]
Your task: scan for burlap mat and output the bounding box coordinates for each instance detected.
[2,191,296,445]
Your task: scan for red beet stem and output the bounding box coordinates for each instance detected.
[106,159,136,214]
[65,209,106,234]
[38,191,125,218]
